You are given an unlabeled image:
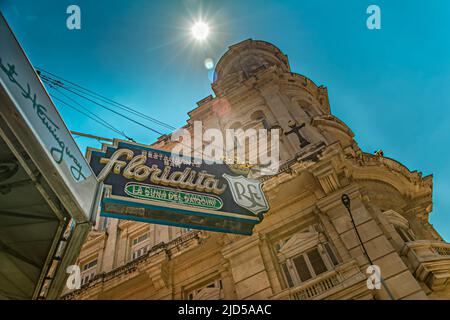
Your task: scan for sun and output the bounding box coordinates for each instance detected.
[191,21,210,41]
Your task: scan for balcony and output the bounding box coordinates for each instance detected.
[402,240,450,291]
[62,230,204,299]
[271,260,370,300]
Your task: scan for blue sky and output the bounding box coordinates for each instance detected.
[1,0,449,240]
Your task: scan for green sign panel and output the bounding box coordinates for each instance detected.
[124,183,223,210]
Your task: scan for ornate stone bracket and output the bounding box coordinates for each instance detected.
[139,251,170,290]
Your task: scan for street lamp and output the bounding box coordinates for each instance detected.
[341,194,372,264]
[341,193,395,300]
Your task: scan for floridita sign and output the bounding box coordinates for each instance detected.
[88,140,270,235]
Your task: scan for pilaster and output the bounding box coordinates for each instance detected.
[221,233,273,299]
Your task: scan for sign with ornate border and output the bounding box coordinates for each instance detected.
[87,140,270,235]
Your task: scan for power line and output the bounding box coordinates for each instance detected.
[49,86,134,140]
[39,68,233,164]
[41,76,166,136]
[36,68,177,131]
[51,94,126,138]
[50,94,131,141]
[42,75,201,154]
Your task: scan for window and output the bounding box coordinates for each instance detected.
[187,279,223,300]
[281,263,294,288]
[227,116,270,167]
[292,254,312,282]
[275,227,340,289]
[80,258,98,286]
[171,227,190,240]
[130,231,153,261]
[382,210,415,244]
[281,245,338,288]
[297,101,319,118]
[131,246,149,260]
[250,110,270,130]
[132,232,149,245]
[82,259,97,271]
[81,273,94,286]
[307,248,328,275]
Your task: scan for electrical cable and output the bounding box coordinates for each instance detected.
[50,94,131,141]
[49,86,132,140]
[36,68,177,131]
[42,76,205,160]
[41,76,165,136]
[39,68,253,167]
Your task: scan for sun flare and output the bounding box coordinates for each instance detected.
[191,21,210,40]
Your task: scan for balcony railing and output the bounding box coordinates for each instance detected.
[432,245,450,257]
[402,240,450,291]
[290,272,340,300]
[271,260,367,300]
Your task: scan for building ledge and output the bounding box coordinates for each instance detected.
[402,240,450,291]
[62,230,204,299]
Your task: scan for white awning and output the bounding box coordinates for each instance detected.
[0,13,101,299]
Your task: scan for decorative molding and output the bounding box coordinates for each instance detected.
[221,233,261,260]
[402,240,450,291]
[312,115,354,139]
[382,209,410,229]
[278,231,320,260]
[140,251,170,290]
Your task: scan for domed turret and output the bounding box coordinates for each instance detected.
[212,39,290,95]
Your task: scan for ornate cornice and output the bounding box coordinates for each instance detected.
[312,114,355,139]
[347,152,432,197]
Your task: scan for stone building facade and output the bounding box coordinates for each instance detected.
[63,39,450,300]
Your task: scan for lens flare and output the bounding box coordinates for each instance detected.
[204,58,214,70]
[191,21,209,40]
